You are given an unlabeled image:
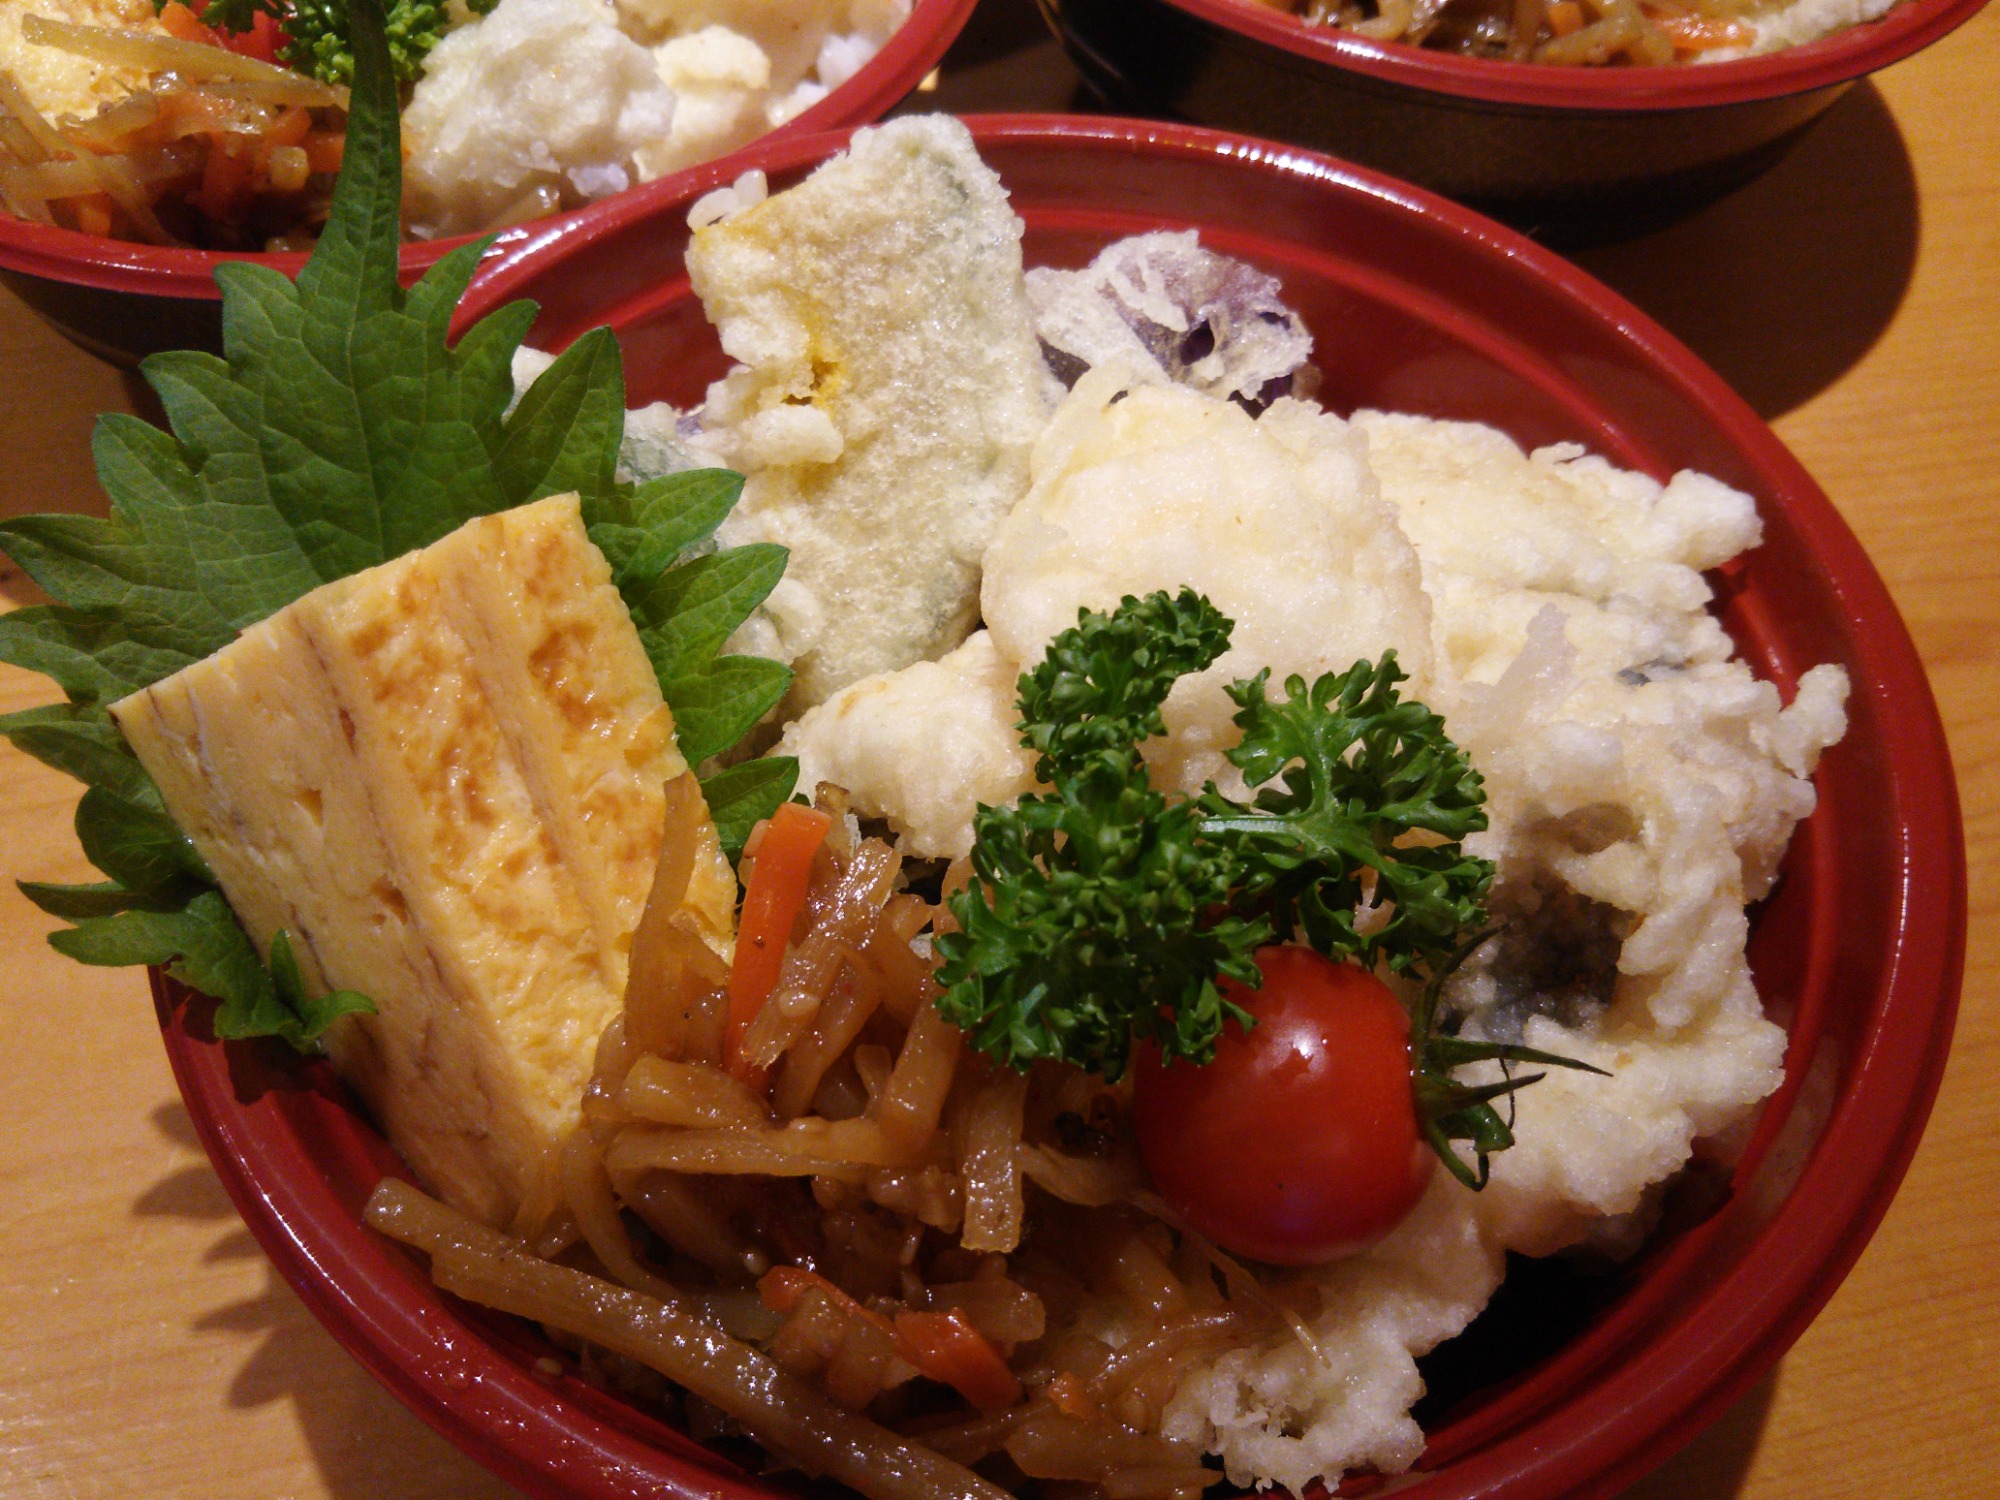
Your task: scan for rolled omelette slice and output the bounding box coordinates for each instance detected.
[111,492,736,1229]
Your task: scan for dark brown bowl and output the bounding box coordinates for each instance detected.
[0,0,976,366]
[1034,0,1989,236]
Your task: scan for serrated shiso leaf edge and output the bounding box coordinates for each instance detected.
[0,0,794,1048]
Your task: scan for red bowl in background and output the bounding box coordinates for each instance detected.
[1034,0,1989,237]
[156,117,1964,1500]
[0,0,976,366]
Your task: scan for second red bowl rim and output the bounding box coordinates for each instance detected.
[1125,0,1991,110]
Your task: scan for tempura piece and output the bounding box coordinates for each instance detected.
[686,116,1051,707]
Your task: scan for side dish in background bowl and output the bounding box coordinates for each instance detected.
[94,112,1961,1500]
[1246,0,1915,64]
[1033,0,1990,236]
[0,0,975,362]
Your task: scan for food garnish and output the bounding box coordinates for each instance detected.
[935,589,1265,1080]
[935,588,1482,1077]
[0,0,794,1048]
[725,799,835,1091]
[1131,946,1436,1265]
[935,588,1603,1185]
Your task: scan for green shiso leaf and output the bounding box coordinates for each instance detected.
[496,326,626,506]
[584,467,743,587]
[699,758,804,861]
[75,787,212,889]
[267,930,377,1048]
[633,545,791,683]
[17,879,196,921]
[0,602,205,706]
[579,466,791,771]
[664,654,795,766]
[0,702,158,807]
[0,0,793,1049]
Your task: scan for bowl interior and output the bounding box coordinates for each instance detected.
[158,118,1964,1500]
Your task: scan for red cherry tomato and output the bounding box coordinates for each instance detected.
[1132,946,1434,1265]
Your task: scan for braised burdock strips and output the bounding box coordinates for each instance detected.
[367,790,1281,1500]
[368,1177,1017,1500]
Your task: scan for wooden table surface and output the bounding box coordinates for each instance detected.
[1,4,1994,1496]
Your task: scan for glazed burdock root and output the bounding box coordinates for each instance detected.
[364,805,1238,1500]
[366,1178,1013,1500]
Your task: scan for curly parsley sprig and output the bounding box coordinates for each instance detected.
[935,589,1498,1081]
[934,589,1607,1183]
[935,592,1268,1080]
[1199,656,1493,970]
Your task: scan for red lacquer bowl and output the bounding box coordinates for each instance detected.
[0,0,975,366]
[1034,0,1990,236]
[155,117,1965,1500]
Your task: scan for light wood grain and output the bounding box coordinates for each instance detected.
[1,3,1994,1496]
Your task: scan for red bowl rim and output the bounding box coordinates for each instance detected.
[0,0,976,297]
[161,113,1966,1500]
[1142,0,1991,109]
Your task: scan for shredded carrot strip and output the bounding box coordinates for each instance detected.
[1044,1372,1100,1420]
[157,88,238,134]
[303,130,344,174]
[193,135,251,220]
[156,2,217,46]
[253,106,310,178]
[762,1264,870,1320]
[1546,0,1585,34]
[725,802,832,1089]
[760,1268,1021,1412]
[69,191,116,236]
[892,1310,1022,1412]
[1648,10,1752,47]
[265,106,311,151]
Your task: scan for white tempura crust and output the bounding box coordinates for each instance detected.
[1158,415,1845,1489]
[781,361,1433,847]
[778,358,1846,1493]
[401,0,910,236]
[776,631,1038,860]
[983,366,1433,799]
[1163,1175,1506,1484]
[687,117,1052,709]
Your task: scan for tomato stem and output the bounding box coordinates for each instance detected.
[1409,928,1610,1191]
